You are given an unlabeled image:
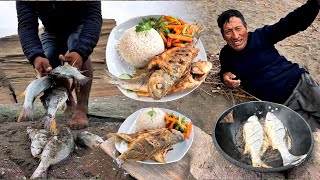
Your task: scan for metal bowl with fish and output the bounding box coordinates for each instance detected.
[212,101,313,172]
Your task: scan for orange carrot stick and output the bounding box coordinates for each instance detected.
[172,43,186,48]
[167,37,172,48]
[171,39,180,43]
[185,123,192,139]
[166,25,185,29]
[177,18,186,25]
[159,32,167,43]
[167,34,193,42]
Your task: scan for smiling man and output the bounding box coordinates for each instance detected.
[217,0,320,131]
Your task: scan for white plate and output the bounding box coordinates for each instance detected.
[106,15,207,102]
[115,108,194,164]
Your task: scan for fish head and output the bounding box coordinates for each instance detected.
[247,115,258,122]
[266,112,277,123]
[148,70,177,99]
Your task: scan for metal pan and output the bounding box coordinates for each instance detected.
[212,101,314,172]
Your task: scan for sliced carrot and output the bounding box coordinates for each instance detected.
[168,121,175,131]
[171,39,180,44]
[167,34,193,42]
[184,123,192,139]
[177,18,186,25]
[174,28,181,35]
[172,43,186,48]
[166,25,185,29]
[164,16,179,24]
[167,37,172,48]
[159,32,167,44]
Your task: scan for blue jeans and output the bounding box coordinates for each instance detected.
[40,26,82,69]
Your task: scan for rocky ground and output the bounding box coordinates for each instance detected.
[0,0,319,179]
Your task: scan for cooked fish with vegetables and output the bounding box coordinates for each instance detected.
[108,128,185,164]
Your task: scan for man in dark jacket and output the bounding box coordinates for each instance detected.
[16,1,102,129]
[217,0,320,131]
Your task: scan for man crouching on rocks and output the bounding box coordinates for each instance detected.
[16,1,102,129]
[217,0,320,131]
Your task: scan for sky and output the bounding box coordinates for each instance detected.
[0,1,188,38]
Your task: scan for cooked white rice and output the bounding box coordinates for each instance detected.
[135,108,166,132]
[117,27,165,68]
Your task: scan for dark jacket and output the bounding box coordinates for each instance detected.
[219,0,319,103]
[16,1,102,64]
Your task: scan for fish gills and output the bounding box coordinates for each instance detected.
[50,65,90,85]
[148,70,178,99]
[243,115,269,168]
[27,127,50,158]
[30,127,74,179]
[265,112,307,166]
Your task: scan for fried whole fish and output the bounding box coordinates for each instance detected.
[18,76,53,122]
[27,127,50,158]
[30,127,74,179]
[265,112,307,166]
[243,115,269,168]
[146,44,200,99]
[49,64,90,85]
[77,131,104,149]
[107,128,185,164]
[40,87,68,135]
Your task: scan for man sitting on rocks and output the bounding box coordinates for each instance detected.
[217,0,320,131]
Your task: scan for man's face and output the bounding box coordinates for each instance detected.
[222,16,248,51]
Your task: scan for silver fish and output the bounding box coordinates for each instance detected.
[40,87,68,135]
[27,127,49,158]
[243,115,269,168]
[49,65,90,85]
[104,69,151,94]
[77,131,104,149]
[265,112,307,166]
[30,127,74,179]
[18,76,53,122]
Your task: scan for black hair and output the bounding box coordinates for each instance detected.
[217,9,247,35]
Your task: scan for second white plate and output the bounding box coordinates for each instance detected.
[115,108,194,164]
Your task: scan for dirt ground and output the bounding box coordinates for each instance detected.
[0,0,319,179]
[0,114,136,179]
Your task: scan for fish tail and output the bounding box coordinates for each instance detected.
[282,153,307,166]
[252,157,270,168]
[78,76,90,86]
[104,69,120,83]
[30,161,48,179]
[17,109,25,122]
[18,91,25,98]
[17,107,33,122]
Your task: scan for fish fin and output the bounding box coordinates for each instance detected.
[19,91,25,98]
[50,119,58,135]
[80,70,89,74]
[78,77,90,86]
[35,69,42,79]
[17,109,24,122]
[283,153,307,166]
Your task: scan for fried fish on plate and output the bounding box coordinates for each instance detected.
[107,128,185,164]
